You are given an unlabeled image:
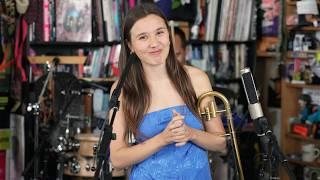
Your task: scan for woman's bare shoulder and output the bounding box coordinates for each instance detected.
[184,65,213,97]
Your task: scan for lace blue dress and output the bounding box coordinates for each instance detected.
[129,105,212,180]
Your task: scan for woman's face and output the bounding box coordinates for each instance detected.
[128,14,170,67]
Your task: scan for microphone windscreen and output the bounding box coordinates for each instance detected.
[240,68,258,104]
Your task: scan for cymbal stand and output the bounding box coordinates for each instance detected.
[26,59,58,179]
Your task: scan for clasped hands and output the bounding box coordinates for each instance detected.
[161,109,194,147]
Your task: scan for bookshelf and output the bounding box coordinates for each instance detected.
[185,1,261,179]
[280,1,320,179]
[23,1,125,179]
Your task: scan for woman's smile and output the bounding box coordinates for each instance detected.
[148,49,162,56]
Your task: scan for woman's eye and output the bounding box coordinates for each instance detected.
[138,35,147,40]
[157,31,165,35]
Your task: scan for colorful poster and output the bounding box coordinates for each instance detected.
[56,0,92,42]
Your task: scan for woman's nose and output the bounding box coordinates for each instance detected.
[148,36,159,47]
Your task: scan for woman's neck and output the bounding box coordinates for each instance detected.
[143,64,169,82]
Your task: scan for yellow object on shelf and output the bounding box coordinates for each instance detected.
[0,129,10,150]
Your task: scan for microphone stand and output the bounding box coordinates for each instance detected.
[94,54,136,180]
[253,116,296,180]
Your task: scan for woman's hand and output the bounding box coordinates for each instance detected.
[158,109,184,145]
[171,110,195,147]
[159,109,195,147]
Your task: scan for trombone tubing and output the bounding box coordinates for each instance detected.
[197,91,245,180]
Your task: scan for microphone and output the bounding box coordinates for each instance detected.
[240,67,263,120]
[240,67,297,180]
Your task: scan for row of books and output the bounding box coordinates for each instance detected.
[29,44,120,81]
[203,0,256,41]
[28,0,124,43]
[30,44,248,84]
[28,0,257,43]
[187,44,248,79]
[83,44,121,78]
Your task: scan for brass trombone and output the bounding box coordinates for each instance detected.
[197,91,244,180]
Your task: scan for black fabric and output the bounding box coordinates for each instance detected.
[168,0,197,23]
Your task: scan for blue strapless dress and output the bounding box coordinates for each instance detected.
[130,105,212,180]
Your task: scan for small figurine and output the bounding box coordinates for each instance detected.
[298,94,313,123]
[299,94,320,124]
[307,105,320,124]
[303,65,313,84]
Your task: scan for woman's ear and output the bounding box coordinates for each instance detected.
[127,41,133,53]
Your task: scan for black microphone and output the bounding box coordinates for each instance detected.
[240,67,296,180]
[240,67,264,120]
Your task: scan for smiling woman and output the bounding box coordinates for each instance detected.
[128,14,170,66]
[109,3,226,180]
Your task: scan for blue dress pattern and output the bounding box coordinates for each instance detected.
[130,105,212,180]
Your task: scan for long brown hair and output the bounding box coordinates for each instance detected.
[119,3,198,139]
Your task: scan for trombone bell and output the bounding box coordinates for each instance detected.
[197,91,244,180]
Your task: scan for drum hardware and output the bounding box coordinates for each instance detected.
[53,113,83,153]
[69,156,81,174]
[61,89,82,95]
[64,155,98,177]
[63,134,102,178]
[54,136,80,153]
[24,58,59,179]
[90,144,98,172]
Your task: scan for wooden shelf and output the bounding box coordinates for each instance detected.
[288,159,320,167]
[286,0,320,5]
[28,56,87,64]
[188,39,254,45]
[286,133,320,145]
[285,82,320,89]
[287,51,319,59]
[80,77,118,82]
[281,2,320,179]
[287,26,320,31]
[256,51,280,58]
[29,41,120,48]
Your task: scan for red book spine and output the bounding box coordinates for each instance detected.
[43,0,50,42]
[0,151,6,180]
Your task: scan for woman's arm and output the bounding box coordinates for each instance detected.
[184,66,227,152]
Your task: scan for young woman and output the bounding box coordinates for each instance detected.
[109,3,226,179]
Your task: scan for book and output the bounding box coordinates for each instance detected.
[0,151,5,180]
[260,0,280,36]
[56,0,92,42]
